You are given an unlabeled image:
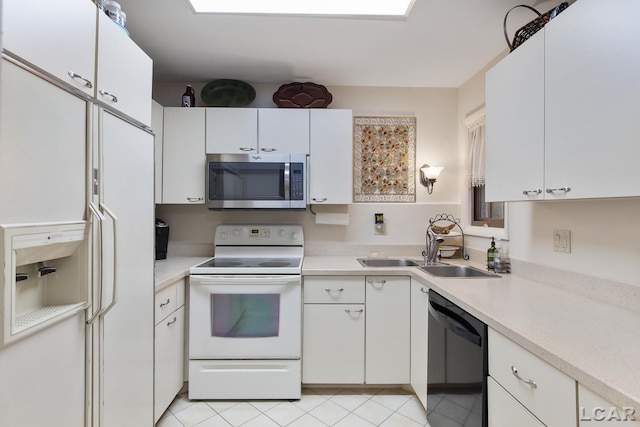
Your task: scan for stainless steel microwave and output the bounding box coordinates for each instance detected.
[206,153,306,209]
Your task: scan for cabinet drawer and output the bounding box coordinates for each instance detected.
[303,276,364,304]
[488,328,576,427]
[488,376,544,427]
[155,284,177,325]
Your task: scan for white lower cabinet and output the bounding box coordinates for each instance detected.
[366,275,411,384]
[488,328,576,427]
[578,384,640,426]
[302,276,365,384]
[488,377,544,427]
[302,275,410,385]
[154,279,186,423]
[410,279,429,408]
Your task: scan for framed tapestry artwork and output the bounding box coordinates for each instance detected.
[353,116,416,203]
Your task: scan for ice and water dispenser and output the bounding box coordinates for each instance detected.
[0,221,90,347]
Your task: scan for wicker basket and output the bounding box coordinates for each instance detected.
[504,2,569,52]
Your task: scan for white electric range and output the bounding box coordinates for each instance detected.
[188,225,303,400]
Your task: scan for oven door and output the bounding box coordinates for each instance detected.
[189,274,301,359]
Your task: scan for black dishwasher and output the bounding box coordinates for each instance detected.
[427,290,487,427]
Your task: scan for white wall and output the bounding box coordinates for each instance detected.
[457,55,640,287]
[154,83,461,254]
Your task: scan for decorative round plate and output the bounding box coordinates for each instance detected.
[272,82,333,108]
[201,79,256,107]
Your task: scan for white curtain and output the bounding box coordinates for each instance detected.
[465,111,486,187]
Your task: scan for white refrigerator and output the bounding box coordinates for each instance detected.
[0,56,155,426]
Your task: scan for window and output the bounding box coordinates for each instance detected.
[465,108,504,229]
[472,186,504,228]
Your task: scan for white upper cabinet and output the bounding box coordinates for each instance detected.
[544,0,640,199]
[162,108,206,204]
[96,11,153,126]
[2,0,97,96]
[152,101,164,203]
[258,109,310,154]
[486,0,640,201]
[486,32,545,202]
[205,108,309,154]
[309,109,353,204]
[205,108,258,153]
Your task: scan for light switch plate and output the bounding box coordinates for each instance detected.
[553,229,571,253]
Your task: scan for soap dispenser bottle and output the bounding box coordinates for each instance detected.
[487,237,496,271]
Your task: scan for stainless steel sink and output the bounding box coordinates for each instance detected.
[420,265,500,278]
[357,258,419,267]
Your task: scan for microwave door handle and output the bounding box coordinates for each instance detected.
[87,202,106,325]
[99,203,119,318]
[284,162,291,201]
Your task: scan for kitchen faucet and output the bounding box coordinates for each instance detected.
[423,227,445,265]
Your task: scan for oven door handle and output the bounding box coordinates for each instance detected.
[189,275,301,285]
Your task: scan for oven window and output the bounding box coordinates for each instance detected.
[210,294,280,337]
[209,162,285,200]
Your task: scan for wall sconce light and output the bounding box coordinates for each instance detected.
[420,164,443,194]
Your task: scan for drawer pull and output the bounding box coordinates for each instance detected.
[324,288,344,293]
[166,316,177,326]
[159,298,171,307]
[511,366,537,389]
[344,309,364,314]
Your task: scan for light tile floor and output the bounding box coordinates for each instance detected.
[156,388,481,427]
[156,388,428,427]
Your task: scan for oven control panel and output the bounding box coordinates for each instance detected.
[215,225,303,246]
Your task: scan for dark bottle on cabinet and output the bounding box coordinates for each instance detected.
[182,85,195,107]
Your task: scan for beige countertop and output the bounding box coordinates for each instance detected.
[155,254,640,410]
[303,255,640,411]
[154,256,209,291]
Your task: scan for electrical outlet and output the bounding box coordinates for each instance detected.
[553,229,571,253]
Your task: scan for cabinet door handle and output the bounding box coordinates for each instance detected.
[511,366,537,389]
[68,71,93,88]
[239,147,255,152]
[166,316,177,326]
[545,187,571,194]
[186,197,203,202]
[420,287,429,294]
[260,147,277,152]
[522,189,542,195]
[325,288,344,293]
[159,298,171,307]
[367,279,386,287]
[344,309,364,314]
[98,90,118,103]
[313,198,328,203]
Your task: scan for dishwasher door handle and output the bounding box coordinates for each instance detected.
[428,300,481,346]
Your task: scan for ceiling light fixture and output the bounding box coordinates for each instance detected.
[187,0,415,18]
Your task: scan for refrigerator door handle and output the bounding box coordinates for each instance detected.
[99,203,119,318]
[87,202,106,325]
